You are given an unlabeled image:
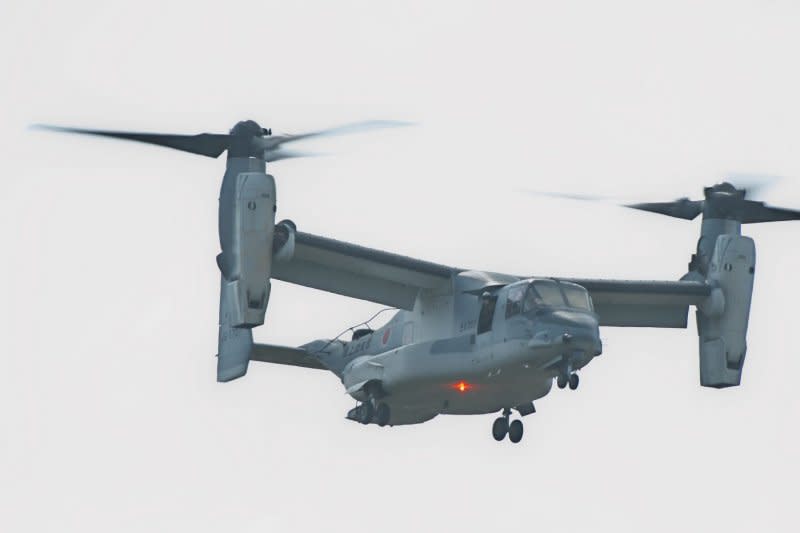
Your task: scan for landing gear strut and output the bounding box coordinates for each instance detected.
[349,382,392,427]
[358,402,374,424]
[557,371,580,390]
[557,356,580,390]
[491,408,524,443]
[568,373,579,390]
[375,402,391,427]
[350,398,391,426]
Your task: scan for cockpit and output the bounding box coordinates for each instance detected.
[505,279,593,319]
[476,278,594,335]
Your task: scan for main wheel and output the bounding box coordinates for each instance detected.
[508,420,524,443]
[557,374,568,389]
[492,417,509,441]
[375,403,391,427]
[568,373,579,390]
[359,402,374,424]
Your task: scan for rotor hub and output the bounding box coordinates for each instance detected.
[230,120,267,137]
[228,120,269,159]
[704,182,746,201]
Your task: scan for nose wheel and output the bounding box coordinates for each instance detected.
[491,408,525,443]
[568,373,579,390]
[557,372,580,390]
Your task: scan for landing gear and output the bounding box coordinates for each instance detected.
[349,382,391,427]
[491,408,524,443]
[558,372,579,390]
[348,398,391,427]
[558,356,580,391]
[568,373,580,390]
[375,403,391,427]
[492,416,509,441]
[358,402,374,424]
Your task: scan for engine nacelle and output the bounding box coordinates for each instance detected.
[216,160,276,381]
[217,161,276,329]
[696,234,755,388]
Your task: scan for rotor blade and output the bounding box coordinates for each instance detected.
[264,149,322,163]
[724,173,784,200]
[523,189,704,220]
[33,124,231,158]
[739,201,800,223]
[260,120,412,150]
[522,190,609,202]
[624,199,703,220]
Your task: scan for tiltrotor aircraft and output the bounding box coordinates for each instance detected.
[39,120,800,443]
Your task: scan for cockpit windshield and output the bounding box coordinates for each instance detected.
[560,282,593,311]
[522,279,593,312]
[530,280,564,307]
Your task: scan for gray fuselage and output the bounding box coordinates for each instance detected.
[308,273,602,426]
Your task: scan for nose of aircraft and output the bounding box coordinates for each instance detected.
[544,310,602,355]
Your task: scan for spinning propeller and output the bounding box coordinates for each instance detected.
[529,176,800,286]
[34,119,408,161]
[531,178,800,224]
[626,181,800,223]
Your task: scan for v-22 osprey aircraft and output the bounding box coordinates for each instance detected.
[38,119,800,444]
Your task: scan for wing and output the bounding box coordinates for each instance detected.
[250,343,326,370]
[272,230,457,310]
[556,278,712,328]
[272,227,711,328]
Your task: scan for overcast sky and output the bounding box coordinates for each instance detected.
[2,1,800,531]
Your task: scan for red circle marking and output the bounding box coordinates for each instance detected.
[382,328,391,344]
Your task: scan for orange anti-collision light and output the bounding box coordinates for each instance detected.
[453,381,472,392]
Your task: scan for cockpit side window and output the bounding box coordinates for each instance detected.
[505,285,525,318]
[477,294,498,334]
[560,282,593,311]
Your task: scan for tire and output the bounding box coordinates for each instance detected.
[375,403,391,427]
[557,375,568,389]
[508,420,524,443]
[568,373,579,390]
[359,402,374,424]
[492,417,509,441]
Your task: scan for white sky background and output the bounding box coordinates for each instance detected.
[2,0,800,531]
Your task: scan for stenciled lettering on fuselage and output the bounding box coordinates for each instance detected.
[458,319,477,334]
[345,335,373,357]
